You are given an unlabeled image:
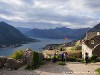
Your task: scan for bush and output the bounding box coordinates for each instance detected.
[9,49,23,60]
[59,62,66,65]
[81,59,86,63]
[50,54,61,61]
[96,59,100,62]
[76,58,83,62]
[32,51,40,69]
[68,57,76,62]
[91,55,97,61]
[90,55,98,63]
[25,51,44,70]
[95,68,100,74]
[90,60,96,63]
[54,54,60,60]
[25,64,33,70]
[70,46,76,50]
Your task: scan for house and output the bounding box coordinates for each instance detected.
[82,35,100,59]
[84,32,100,40]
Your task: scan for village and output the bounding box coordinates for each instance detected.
[0,25,100,75]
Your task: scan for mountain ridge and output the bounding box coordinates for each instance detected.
[22,27,90,40]
[0,21,36,48]
[88,23,100,32]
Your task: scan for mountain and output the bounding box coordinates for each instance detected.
[0,21,36,48]
[16,27,31,34]
[25,27,90,40]
[88,23,100,32]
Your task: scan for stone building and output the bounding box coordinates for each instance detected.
[85,32,100,40]
[82,35,100,59]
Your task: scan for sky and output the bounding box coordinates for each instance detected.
[0,0,100,29]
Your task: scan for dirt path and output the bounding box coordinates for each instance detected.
[35,62,100,75]
[0,62,100,75]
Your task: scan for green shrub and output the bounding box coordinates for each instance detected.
[26,51,44,70]
[96,59,100,62]
[55,54,59,59]
[55,54,60,60]
[90,55,98,63]
[68,57,83,62]
[59,62,66,65]
[25,64,33,70]
[70,46,76,50]
[51,54,61,61]
[81,59,86,63]
[95,68,100,74]
[32,51,40,69]
[68,57,76,62]
[9,49,23,60]
[25,51,38,70]
[90,60,96,63]
[76,58,83,62]
[91,55,97,61]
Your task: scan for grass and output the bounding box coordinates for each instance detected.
[95,68,100,74]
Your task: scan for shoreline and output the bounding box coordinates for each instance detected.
[42,40,75,50]
[0,38,40,49]
[42,43,63,50]
[0,38,72,56]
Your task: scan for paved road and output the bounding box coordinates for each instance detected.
[0,62,100,75]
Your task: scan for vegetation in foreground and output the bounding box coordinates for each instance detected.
[25,51,44,70]
[7,48,44,70]
[59,62,66,65]
[9,49,23,60]
[95,68,100,74]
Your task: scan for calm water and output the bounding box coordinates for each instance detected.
[0,38,72,56]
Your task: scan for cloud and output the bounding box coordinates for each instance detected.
[0,0,100,29]
[84,0,100,8]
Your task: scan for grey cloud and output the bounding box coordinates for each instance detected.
[84,0,100,15]
[0,0,100,29]
[85,0,100,8]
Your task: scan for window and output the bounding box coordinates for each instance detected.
[97,32,100,35]
[91,40,94,44]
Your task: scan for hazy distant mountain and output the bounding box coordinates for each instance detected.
[25,27,90,40]
[88,23,100,32]
[16,27,31,34]
[0,21,36,48]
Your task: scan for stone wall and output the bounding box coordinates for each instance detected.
[23,49,33,65]
[6,58,24,70]
[0,49,44,70]
[0,56,7,68]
